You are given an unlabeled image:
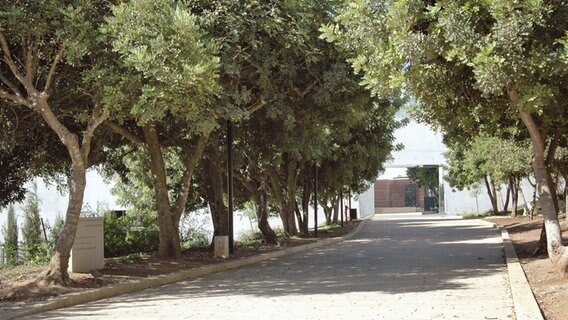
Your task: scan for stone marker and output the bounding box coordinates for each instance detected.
[214,236,229,259]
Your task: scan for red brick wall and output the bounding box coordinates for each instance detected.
[374,179,424,208]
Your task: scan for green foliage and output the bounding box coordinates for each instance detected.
[21,183,47,264]
[106,146,205,219]
[103,211,159,258]
[445,136,532,191]
[2,205,19,266]
[102,0,221,132]
[325,0,568,142]
[179,211,211,249]
[407,167,439,198]
[48,214,65,254]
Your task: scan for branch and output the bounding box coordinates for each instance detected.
[0,88,30,107]
[44,44,66,93]
[246,98,267,114]
[81,104,109,161]
[171,134,210,219]
[0,73,22,97]
[293,78,319,98]
[104,121,145,146]
[24,41,35,85]
[546,133,559,167]
[234,171,256,195]
[0,31,28,87]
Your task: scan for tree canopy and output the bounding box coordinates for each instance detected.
[324,0,568,273]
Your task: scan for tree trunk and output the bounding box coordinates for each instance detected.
[234,166,277,244]
[520,187,531,216]
[294,201,307,235]
[41,163,86,285]
[509,178,516,217]
[320,199,333,226]
[36,98,107,285]
[298,179,311,236]
[511,178,519,218]
[332,195,339,224]
[563,174,568,216]
[143,125,181,259]
[266,162,299,236]
[503,185,510,214]
[255,183,277,244]
[202,143,228,239]
[484,176,499,215]
[518,109,568,274]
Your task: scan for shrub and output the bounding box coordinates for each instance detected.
[104,211,159,258]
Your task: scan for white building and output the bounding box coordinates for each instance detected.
[354,108,513,217]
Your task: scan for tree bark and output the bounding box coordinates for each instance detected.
[143,125,181,259]
[266,161,299,236]
[202,142,228,239]
[510,177,519,218]
[509,178,516,217]
[234,168,277,244]
[503,185,510,214]
[298,178,311,236]
[255,182,277,244]
[484,176,499,215]
[319,199,333,225]
[41,162,86,285]
[518,109,568,274]
[332,195,340,224]
[563,174,568,216]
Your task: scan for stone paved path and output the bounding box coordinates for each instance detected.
[29,214,514,319]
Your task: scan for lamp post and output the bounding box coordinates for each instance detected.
[227,120,234,253]
[340,190,344,227]
[314,163,318,238]
[348,187,352,221]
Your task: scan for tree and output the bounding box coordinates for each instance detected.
[325,0,568,273]
[445,136,532,215]
[190,0,341,238]
[2,205,18,266]
[101,0,221,259]
[407,166,439,207]
[22,182,45,263]
[1,1,110,284]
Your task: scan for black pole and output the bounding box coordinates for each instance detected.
[227,120,234,253]
[314,164,318,238]
[348,188,352,221]
[340,190,344,227]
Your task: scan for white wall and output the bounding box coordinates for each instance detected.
[355,184,375,218]
[0,170,123,229]
[387,111,446,167]
[363,112,536,216]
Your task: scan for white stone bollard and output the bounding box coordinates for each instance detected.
[214,236,229,259]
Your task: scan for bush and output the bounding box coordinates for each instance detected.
[180,228,210,249]
[104,212,159,257]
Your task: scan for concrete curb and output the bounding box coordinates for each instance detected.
[480,220,543,320]
[499,226,544,320]
[10,218,371,319]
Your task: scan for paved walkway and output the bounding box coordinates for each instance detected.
[28,214,514,319]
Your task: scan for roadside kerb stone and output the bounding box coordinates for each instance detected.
[478,219,543,320]
[500,226,544,320]
[10,218,370,320]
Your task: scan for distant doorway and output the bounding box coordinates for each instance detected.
[374,166,440,214]
[406,166,440,213]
